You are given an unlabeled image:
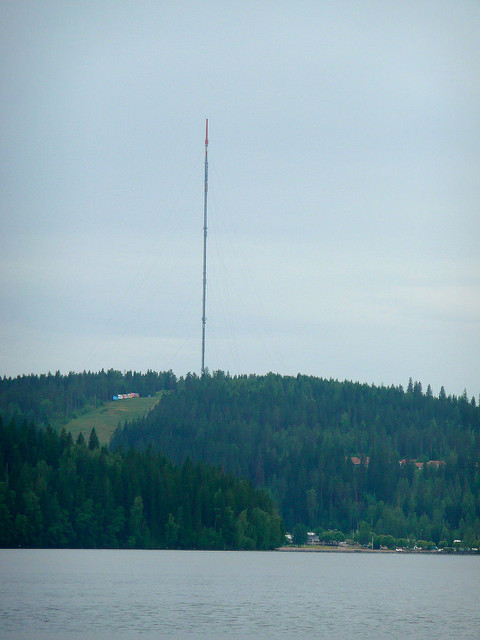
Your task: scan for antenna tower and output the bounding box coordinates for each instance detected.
[201,119,209,375]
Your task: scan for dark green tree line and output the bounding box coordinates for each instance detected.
[0,415,284,550]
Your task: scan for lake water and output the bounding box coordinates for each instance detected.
[0,549,479,639]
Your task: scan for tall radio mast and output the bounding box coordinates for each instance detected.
[201,119,209,375]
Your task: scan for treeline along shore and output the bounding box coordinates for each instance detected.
[1,370,479,550]
[0,416,283,549]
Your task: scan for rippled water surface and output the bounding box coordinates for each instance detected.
[1,549,479,639]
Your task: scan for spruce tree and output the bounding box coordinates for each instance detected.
[88,428,100,450]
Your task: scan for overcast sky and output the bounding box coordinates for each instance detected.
[1,1,479,398]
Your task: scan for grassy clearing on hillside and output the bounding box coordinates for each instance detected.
[63,393,163,445]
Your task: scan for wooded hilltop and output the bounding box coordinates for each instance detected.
[1,370,479,549]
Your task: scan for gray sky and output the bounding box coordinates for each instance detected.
[1,1,479,398]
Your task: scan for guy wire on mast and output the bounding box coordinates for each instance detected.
[201,119,209,375]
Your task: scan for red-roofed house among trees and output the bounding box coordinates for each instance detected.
[349,456,370,466]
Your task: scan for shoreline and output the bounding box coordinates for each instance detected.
[277,546,397,553]
[275,545,479,554]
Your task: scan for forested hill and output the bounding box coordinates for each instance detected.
[0,415,283,549]
[111,372,480,545]
[0,369,176,427]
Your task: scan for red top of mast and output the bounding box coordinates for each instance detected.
[205,118,209,146]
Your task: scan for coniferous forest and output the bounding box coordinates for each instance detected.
[0,415,283,549]
[1,369,479,549]
[111,372,480,547]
